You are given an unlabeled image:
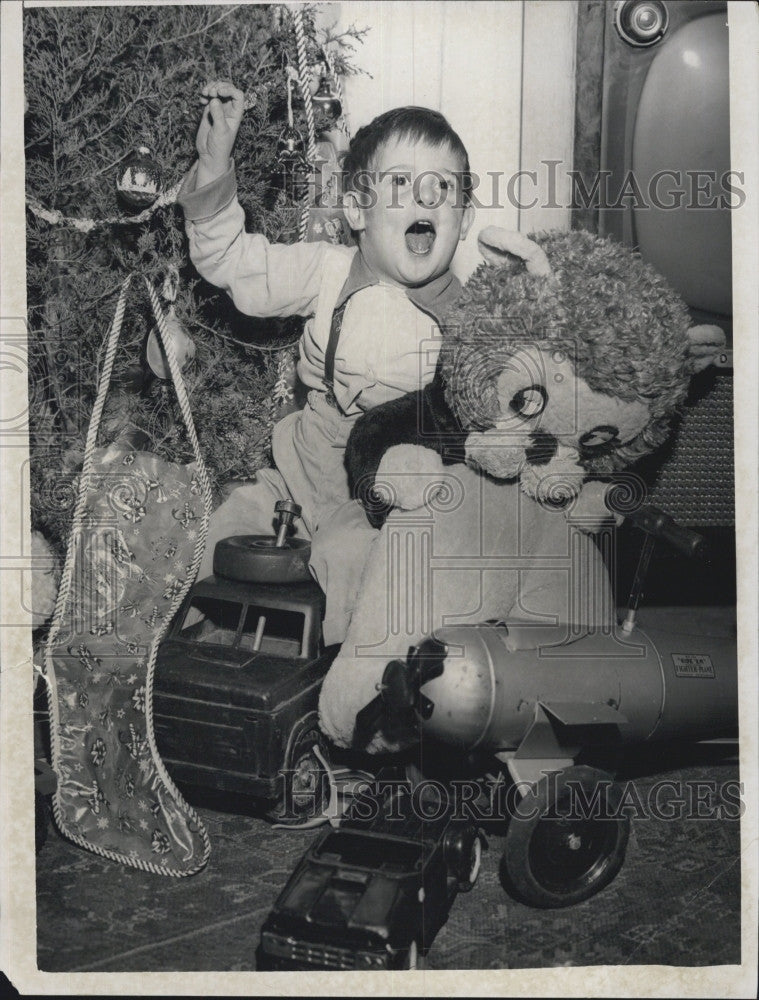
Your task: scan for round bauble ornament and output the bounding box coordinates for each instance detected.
[117,147,162,210]
[312,73,342,120]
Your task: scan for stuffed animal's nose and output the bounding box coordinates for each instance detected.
[524,432,558,466]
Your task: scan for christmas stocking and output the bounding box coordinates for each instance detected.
[43,276,211,874]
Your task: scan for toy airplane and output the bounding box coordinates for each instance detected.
[355,503,738,907]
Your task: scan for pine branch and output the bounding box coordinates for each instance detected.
[63,10,105,104]
[24,2,368,551]
[148,4,242,51]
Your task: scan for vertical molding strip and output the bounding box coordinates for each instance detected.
[519,1,579,234]
[572,0,607,233]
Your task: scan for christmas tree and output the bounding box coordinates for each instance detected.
[23,3,366,562]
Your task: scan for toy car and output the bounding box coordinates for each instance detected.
[153,502,338,819]
[256,776,482,970]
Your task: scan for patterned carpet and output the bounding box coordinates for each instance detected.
[36,740,741,972]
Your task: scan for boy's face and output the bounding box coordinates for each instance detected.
[344,135,474,288]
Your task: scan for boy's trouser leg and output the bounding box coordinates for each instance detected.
[309,500,379,646]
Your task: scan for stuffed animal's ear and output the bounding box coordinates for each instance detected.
[477,226,552,276]
[686,324,726,373]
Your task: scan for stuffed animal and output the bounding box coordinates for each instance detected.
[319,227,725,752]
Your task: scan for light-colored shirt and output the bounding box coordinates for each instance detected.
[178,160,461,416]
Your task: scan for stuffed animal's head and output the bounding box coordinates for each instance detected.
[440,228,724,506]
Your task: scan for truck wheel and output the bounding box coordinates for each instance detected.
[500,765,630,908]
[444,824,482,892]
[285,726,329,819]
[213,535,312,584]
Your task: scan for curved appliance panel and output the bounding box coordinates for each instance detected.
[632,12,731,316]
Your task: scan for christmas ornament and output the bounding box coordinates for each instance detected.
[276,124,310,201]
[276,65,311,201]
[116,147,162,209]
[145,267,196,379]
[280,155,312,202]
[277,125,306,165]
[312,69,342,120]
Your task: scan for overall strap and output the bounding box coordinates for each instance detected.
[323,301,347,393]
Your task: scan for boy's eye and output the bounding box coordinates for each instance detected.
[391,174,409,187]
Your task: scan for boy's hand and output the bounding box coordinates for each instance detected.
[195,80,245,186]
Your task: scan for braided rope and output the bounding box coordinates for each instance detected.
[43,274,212,876]
[140,276,213,872]
[291,5,317,241]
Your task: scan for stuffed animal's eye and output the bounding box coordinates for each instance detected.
[509,385,547,419]
[580,425,620,449]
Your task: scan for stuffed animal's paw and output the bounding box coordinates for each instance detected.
[686,324,726,372]
[374,445,447,513]
[564,480,621,533]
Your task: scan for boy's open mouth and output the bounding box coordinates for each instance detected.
[405,220,436,255]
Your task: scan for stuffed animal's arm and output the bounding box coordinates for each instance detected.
[375,444,448,516]
[564,479,623,532]
[346,376,465,528]
[345,390,432,527]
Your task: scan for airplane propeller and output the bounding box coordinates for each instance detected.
[353,635,448,747]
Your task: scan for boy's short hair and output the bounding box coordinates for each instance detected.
[342,106,472,205]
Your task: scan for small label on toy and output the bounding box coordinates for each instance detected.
[671,653,715,678]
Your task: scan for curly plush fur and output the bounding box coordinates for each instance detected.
[345,230,695,521]
[325,229,719,752]
[440,230,694,473]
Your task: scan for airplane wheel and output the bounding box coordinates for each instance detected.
[500,766,630,908]
[213,534,312,584]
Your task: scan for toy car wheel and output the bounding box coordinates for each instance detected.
[285,726,330,819]
[444,823,482,892]
[213,534,312,584]
[500,765,630,908]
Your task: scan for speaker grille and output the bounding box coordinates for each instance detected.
[639,371,734,527]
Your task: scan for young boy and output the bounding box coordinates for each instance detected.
[178,81,474,644]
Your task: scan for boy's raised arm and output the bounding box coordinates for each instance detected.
[178,81,335,320]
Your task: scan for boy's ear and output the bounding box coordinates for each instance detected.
[459,203,475,241]
[342,190,366,233]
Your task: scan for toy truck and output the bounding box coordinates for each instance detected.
[152,501,337,819]
[256,777,482,970]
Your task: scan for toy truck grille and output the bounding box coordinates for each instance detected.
[261,931,386,970]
